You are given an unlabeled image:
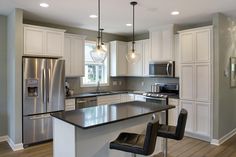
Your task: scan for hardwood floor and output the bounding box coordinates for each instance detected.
[1,135,236,157]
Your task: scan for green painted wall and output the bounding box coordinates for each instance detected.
[0,15,7,137]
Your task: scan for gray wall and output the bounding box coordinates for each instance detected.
[23,19,128,42]
[126,77,179,92]
[0,16,7,137]
[213,13,236,139]
[7,9,23,144]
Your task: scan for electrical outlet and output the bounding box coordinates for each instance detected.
[113,81,117,86]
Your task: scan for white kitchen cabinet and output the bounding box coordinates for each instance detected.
[64,34,86,77]
[24,24,65,57]
[127,40,143,76]
[168,98,179,126]
[120,94,134,103]
[174,35,180,77]
[97,95,121,105]
[179,26,212,141]
[179,32,194,63]
[142,39,151,76]
[110,41,128,76]
[180,100,195,132]
[149,25,174,62]
[195,102,210,136]
[196,64,211,102]
[65,99,76,111]
[134,94,146,102]
[180,64,195,100]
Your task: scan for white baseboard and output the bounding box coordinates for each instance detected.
[0,135,8,142]
[185,132,211,142]
[211,128,236,146]
[7,136,24,151]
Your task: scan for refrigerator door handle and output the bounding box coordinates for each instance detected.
[47,69,51,104]
[29,114,51,120]
[43,69,47,106]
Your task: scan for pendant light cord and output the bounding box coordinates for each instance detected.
[131,2,137,52]
[98,0,101,46]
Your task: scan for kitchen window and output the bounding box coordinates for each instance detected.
[81,41,109,87]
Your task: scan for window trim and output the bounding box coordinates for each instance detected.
[80,40,110,87]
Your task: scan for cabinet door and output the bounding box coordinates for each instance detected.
[143,39,150,76]
[196,30,211,63]
[196,102,210,136]
[65,99,75,111]
[180,33,194,63]
[180,64,195,100]
[70,37,85,76]
[24,27,44,55]
[45,31,64,57]
[174,35,179,77]
[64,37,71,76]
[117,42,128,76]
[127,41,143,76]
[97,95,121,105]
[134,94,146,102]
[180,100,195,132]
[150,31,162,61]
[196,64,210,102]
[162,29,173,60]
[168,98,179,126]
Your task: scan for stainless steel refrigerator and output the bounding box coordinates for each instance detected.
[22,57,65,146]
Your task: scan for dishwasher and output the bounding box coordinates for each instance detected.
[76,97,97,109]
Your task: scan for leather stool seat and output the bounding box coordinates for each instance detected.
[110,120,159,156]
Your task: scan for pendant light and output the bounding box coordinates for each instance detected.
[90,0,107,63]
[126,1,140,64]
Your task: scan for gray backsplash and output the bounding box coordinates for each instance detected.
[66,77,127,94]
[67,76,179,94]
[126,77,179,92]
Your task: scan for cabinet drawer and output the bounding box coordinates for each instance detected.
[65,99,75,111]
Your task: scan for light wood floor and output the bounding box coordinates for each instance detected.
[1,135,236,157]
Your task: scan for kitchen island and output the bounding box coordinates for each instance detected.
[51,101,174,157]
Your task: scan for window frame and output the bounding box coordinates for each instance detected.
[80,40,110,87]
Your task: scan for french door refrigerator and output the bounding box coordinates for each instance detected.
[22,57,65,146]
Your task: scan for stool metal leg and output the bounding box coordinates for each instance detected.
[163,138,168,157]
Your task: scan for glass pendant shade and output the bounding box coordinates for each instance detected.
[126,50,140,64]
[90,45,107,63]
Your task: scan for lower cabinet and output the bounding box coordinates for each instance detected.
[97,95,121,105]
[65,99,76,111]
[134,94,146,102]
[168,98,180,126]
[120,94,135,103]
[180,100,210,139]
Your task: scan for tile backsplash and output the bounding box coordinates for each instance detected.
[66,76,179,94]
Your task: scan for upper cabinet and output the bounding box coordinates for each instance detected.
[142,39,151,76]
[110,41,128,76]
[24,24,65,57]
[149,25,174,61]
[127,40,143,76]
[64,34,86,77]
[179,27,211,64]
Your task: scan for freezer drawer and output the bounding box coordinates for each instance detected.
[23,114,52,145]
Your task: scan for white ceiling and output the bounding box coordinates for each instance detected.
[1,0,236,35]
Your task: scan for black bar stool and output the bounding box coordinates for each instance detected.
[110,120,159,157]
[157,108,188,157]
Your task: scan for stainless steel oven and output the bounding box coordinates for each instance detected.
[149,61,175,77]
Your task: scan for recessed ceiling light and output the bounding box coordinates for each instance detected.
[171,11,180,15]
[40,3,49,8]
[89,15,98,18]
[126,23,132,27]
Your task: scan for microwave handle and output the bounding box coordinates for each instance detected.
[166,63,170,76]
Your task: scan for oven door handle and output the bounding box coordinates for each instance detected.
[145,96,167,101]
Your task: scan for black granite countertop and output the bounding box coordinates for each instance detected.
[65,90,140,99]
[51,101,175,129]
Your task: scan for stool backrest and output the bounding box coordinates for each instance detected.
[175,108,188,140]
[143,120,159,155]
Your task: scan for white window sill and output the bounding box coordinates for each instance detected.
[80,83,110,88]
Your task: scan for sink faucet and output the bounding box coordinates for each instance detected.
[96,80,101,92]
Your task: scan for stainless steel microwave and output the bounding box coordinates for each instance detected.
[149,61,175,77]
